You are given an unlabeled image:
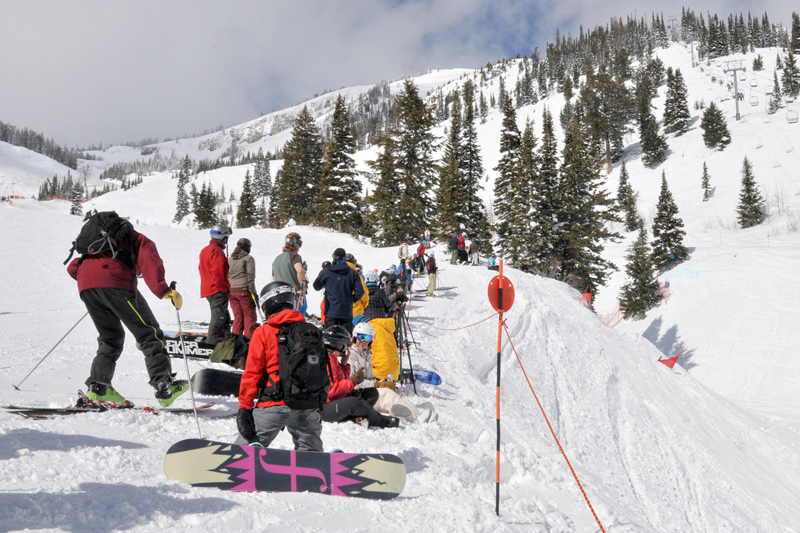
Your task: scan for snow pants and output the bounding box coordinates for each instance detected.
[206,291,231,345]
[235,404,323,451]
[230,291,257,339]
[80,287,172,389]
[427,273,437,296]
[450,249,458,264]
[322,388,382,426]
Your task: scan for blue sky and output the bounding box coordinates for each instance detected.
[0,0,794,147]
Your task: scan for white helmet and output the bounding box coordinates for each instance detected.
[428,250,435,257]
[353,321,375,342]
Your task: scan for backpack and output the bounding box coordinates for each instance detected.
[259,322,330,410]
[63,211,137,269]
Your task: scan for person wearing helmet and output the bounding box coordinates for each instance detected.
[272,232,308,316]
[426,249,438,297]
[199,224,232,345]
[363,270,393,319]
[236,281,324,450]
[312,247,364,334]
[228,238,257,339]
[320,325,399,429]
[344,254,369,318]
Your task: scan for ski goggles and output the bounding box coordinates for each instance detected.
[355,333,373,343]
[286,237,303,247]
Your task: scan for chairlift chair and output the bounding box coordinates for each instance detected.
[749,78,758,87]
[749,96,759,106]
[787,110,799,124]
[738,71,746,81]
[765,84,774,95]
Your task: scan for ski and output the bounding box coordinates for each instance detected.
[164,438,406,499]
[2,391,215,418]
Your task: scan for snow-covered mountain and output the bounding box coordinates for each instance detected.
[1,41,800,532]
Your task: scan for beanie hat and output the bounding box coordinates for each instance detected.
[332,247,346,261]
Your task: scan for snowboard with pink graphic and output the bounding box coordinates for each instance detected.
[164,439,406,500]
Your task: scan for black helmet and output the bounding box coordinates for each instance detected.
[322,325,350,353]
[210,224,232,241]
[259,281,296,316]
[345,253,356,264]
[321,260,331,270]
[237,238,251,253]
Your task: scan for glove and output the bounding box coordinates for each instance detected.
[237,407,256,443]
[163,289,183,310]
[250,293,259,307]
[349,367,366,385]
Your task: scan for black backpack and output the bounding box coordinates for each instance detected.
[259,322,330,410]
[63,211,137,269]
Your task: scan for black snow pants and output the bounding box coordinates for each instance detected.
[206,291,231,345]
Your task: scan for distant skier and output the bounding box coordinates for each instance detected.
[426,251,438,297]
[66,212,188,406]
[199,224,232,345]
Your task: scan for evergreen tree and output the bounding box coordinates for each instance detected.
[272,106,324,224]
[435,93,463,239]
[768,70,783,114]
[267,170,285,227]
[533,108,561,272]
[70,182,83,217]
[550,117,620,294]
[580,67,633,173]
[492,93,522,258]
[236,169,258,228]
[194,182,219,229]
[617,161,639,231]
[701,162,712,201]
[173,155,192,223]
[513,118,543,265]
[252,148,272,197]
[700,102,731,150]
[651,171,688,270]
[782,48,800,98]
[190,183,198,213]
[619,226,662,319]
[663,68,691,135]
[460,80,492,248]
[366,135,404,246]
[636,73,668,167]
[318,95,362,233]
[736,157,765,228]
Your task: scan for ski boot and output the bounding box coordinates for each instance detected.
[86,383,127,404]
[154,379,190,407]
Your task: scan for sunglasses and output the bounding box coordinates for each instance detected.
[286,237,303,247]
[355,334,373,343]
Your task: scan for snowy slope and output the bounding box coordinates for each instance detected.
[1,200,800,532]
[0,142,76,198]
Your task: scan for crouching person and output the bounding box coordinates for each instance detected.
[321,325,399,429]
[235,281,324,450]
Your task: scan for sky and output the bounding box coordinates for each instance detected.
[0,0,795,148]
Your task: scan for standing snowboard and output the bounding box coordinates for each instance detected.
[190,368,242,396]
[165,439,405,499]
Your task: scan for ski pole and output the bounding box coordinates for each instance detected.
[13,311,89,390]
[170,282,203,438]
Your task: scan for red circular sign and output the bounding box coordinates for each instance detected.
[488,275,515,312]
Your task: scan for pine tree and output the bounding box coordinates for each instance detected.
[460,80,492,249]
[700,102,731,150]
[366,135,404,246]
[252,148,272,198]
[173,155,192,223]
[533,108,561,272]
[550,117,620,294]
[663,68,691,135]
[318,95,362,233]
[492,93,522,258]
[194,182,219,229]
[617,161,639,231]
[236,169,258,228]
[272,106,324,224]
[435,93,463,239]
[701,162,712,201]
[636,73,668,167]
[580,67,633,172]
[513,118,543,265]
[736,157,765,228]
[651,171,688,270]
[782,48,800,98]
[768,70,783,114]
[619,226,662,319]
[70,182,83,217]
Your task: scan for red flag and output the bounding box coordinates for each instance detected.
[658,355,679,369]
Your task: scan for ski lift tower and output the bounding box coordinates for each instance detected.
[724,59,746,120]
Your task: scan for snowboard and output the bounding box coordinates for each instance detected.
[2,401,215,418]
[164,331,214,359]
[164,438,406,500]
[191,368,242,397]
[413,369,442,386]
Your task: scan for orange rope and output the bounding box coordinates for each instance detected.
[501,322,606,533]
[411,308,499,331]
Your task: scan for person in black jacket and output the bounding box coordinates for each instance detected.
[363,271,393,319]
[449,233,460,265]
[426,251,438,296]
[312,247,364,334]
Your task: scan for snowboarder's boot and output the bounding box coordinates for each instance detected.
[154,379,190,407]
[380,415,400,428]
[86,383,126,404]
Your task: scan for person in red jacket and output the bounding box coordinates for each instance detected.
[67,215,188,406]
[319,325,399,428]
[236,281,324,450]
[199,224,232,345]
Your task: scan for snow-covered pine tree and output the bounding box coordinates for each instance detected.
[366,135,404,246]
[663,68,691,135]
[272,106,323,225]
[736,157,766,228]
[700,102,731,150]
[70,182,83,217]
[550,117,619,295]
[492,93,522,259]
[768,70,783,115]
[460,80,492,251]
[252,148,272,198]
[318,95,362,233]
[636,73,668,167]
[194,182,219,229]
[619,226,662,319]
[617,161,639,232]
[581,66,634,172]
[701,162,712,201]
[782,48,800,98]
[173,156,191,223]
[533,108,561,274]
[515,118,543,267]
[236,169,258,228]
[267,169,284,228]
[651,171,688,270]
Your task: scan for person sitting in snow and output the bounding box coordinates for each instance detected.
[320,325,400,429]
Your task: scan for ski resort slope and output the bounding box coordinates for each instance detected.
[2,200,800,532]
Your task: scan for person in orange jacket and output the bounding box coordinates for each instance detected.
[199,224,232,345]
[235,281,324,450]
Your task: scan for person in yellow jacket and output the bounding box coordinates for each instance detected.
[352,316,400,387]
[345,253,369,317]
